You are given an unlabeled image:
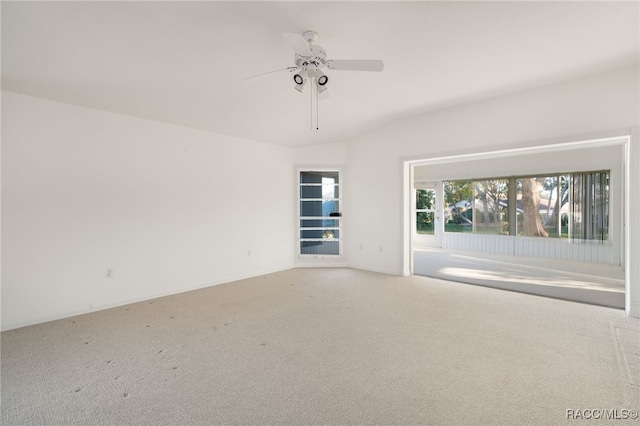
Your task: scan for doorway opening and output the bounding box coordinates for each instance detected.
[403,135,630,310]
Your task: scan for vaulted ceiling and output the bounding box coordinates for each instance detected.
[2,1,638,147]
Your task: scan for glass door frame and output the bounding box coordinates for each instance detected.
[297,168,344,258]
[413,181,443,248]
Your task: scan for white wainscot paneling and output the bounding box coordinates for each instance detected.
[441,233,615,265]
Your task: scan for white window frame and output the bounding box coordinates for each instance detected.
[442,170,610,242]
[414,186,437,236]
[297,168,343,258]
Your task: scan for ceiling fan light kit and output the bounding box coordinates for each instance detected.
[317,72,328,86]
[246,30,384,130]
[293,69,308,92]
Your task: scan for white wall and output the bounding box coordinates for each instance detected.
[413,145,623,182]
[1,92,295,330]
[3,66,639,329]
[627,127,640,316]
[344,66,639,314]
[293,141,348,165]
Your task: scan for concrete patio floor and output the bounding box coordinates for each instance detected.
[413,247,625,308]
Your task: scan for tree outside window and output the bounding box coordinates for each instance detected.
[443,181,473,233]
[444,171,608,241]
[475,179,509,235]
[416,189,435,234]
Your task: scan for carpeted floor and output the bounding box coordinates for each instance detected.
[413,247,625,308]
[2,268,638,425]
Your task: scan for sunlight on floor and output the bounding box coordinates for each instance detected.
[413,247,625,307]
[439,267,623,292]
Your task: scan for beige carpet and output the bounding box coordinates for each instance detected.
[2,268,639,425]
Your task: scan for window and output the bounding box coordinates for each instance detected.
[516,175,570,238]
[444,170,609,242]
[475,179,509,235]
[570,172,609,241]
[298,170,342,256]
[443,180,473,233]
[416,189,436,234]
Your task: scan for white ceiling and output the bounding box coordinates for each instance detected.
[2,1,638,147]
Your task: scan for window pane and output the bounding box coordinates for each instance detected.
[300,200,340,217]
[416,212,435,234]
[300,229,340,239]
[444,181,473,233]
[516,177,546,237]
[516,176,570,238]
[300,241,340,255]
[475,180,509,235]
[300,219,339,228]
[300,171,339,184]
[555,175,571,238]
[571,172,609,241]
[300,184,339,199]
[416,189,435,210]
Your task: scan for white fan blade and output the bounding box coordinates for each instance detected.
[282,32,313,57]
[327,60,384,72]
[244,67,297,81]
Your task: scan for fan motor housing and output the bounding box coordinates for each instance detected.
[295,45,327,71]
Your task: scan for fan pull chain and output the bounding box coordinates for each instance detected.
[310,80,313,130]
[316,83,319,130]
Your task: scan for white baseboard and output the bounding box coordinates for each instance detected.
[347,263,403,277]
[627,301,640,319]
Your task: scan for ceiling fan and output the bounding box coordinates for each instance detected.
[246,31,384,130]
[246,30,384,94]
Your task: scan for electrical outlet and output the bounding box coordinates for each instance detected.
[105,268,113,278]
